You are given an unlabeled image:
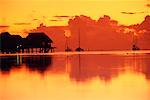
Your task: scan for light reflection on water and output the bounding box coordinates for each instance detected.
[0,54,150,100]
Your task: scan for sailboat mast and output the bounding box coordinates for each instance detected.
[132,34,140,50]
[75,23,84,51]
[78,27,80,48]
[133,34,137,45]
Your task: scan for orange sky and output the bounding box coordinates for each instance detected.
[0,0,150,34]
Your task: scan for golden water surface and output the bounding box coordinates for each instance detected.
[0,53,150,100]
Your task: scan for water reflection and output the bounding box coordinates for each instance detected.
[0,54,150,82]
[124,55,150,80]
[69,55,127,82]
[25,55,52,74]
[72,55,150,82]
[0,54,150,100]
[0,56,20,72]
[0,55,52,74]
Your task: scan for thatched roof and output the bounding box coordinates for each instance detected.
[0,32,11,38]
[26,32,53,43]
[11,35,23,43]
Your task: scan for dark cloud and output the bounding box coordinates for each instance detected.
[146,4,150,8]
[54,15,70,18]
[49,19,62,22]
[121,12,136,14]
[0,25,9,28]
[32,19,38,21]
[53,15,73,19]
[52,15,74,22]
[0,25,9,32]
[13,23,31,25]
[121,11,146,15]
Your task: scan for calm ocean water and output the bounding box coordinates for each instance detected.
[0,52,150,100]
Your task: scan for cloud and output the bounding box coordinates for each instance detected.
[121,11,146,15]
[13,23,31,25]
[30,25,67,51]
[54,15,70,18]
[52,15,74,22]
[32,19,38,21]
[30,15,150,51]
[68,15,150,50]
[128,15,150,49]
[146,4,150,8]
[0,25,9,32]
[68,15,134,50]
[0,25,9,28]
[132,15,150,31]
[121,12,136,15]
[53,15,74,19]
[49,19,62,22]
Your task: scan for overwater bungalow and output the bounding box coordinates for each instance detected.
[0,32,17,53]
[11,35,23,52]
[0,32,55,53]
[25,32,54,53]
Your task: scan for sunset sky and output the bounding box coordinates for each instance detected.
[0,0,150,34]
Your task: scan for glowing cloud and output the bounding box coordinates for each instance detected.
[30,15,150,50]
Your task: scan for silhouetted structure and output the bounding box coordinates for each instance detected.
[75,47,84,51]
[0,32,17,53]
[11,35,23,52]
[64,30,72,52]
[132,44,140,50]
[0,32,54,53]
[25,32,53,53]
[75,28,84,52]
[132,34,140,51]
[65,48,72,51]
[65,37,72,51]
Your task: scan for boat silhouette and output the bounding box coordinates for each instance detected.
[132,34,140,51]
[132,44,140,50]
[75,26,84,51]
